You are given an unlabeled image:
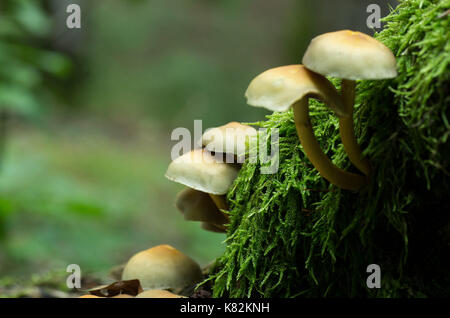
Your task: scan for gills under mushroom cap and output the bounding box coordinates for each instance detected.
[121,244,203,290]
[165,149,239,195]
[245,64,346,116]
[175,188,228,224]
[302,30,397,80]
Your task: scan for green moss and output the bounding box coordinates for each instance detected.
[208,0,450,297]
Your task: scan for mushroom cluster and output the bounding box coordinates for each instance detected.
[165,122,256,232]
[247,30,397,191]
[163,31,397,236]
[79,30,398,300]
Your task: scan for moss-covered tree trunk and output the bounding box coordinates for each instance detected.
[208,0,450,297]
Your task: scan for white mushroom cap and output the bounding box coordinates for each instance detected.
[122,244,203,290]
[165,149,239,195]
[199,122,257,157]
[245,64,346,116]
[302,30,397,80]
[175,188,228,224]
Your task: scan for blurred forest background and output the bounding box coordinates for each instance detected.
[0,0,397,286]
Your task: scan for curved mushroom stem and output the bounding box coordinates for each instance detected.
[208,194,229,230]
[339,80,371,175]
[293,98,367,191]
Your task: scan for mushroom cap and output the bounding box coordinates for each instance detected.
[112,294,134,298]
[176,188,228,224]
[135,289,186,298]
[199,122,257,157]
[302,30,397,80]
[165,149,239,195]
[121,244,203,290]
[245,64,346,116]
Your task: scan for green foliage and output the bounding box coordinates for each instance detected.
[0,0,72,253]
[209,0,450,297]
[0,0,71,116]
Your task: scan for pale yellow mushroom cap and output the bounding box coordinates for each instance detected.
[122,244,203,290]
[245,64,346,116]
[199,122,257,157]
[175,188,228,224]
[302,30,397,80]
[165,149,239,195]
[135,289,186,298]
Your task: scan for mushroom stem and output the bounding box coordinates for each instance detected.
[292,98,367,191]
[208,194,229,229]
[209,194,229,211]
[339,79,371,175]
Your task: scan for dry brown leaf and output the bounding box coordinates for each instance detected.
[88,279,143,297]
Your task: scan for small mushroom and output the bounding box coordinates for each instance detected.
[121,244,203,290]
[135,289,186,298]
[166,148,239,215]
[176,188,228,232]
[245,64,367,191]
[302,30,397,175]
[199,121,257,163]
[176,188,228,224]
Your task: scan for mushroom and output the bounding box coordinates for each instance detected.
[245,64,367,191]
[199,121,257,163]
[200,222,227,233]
[165,148,239,215]
[176,188,228,224]
[302,30,397,175]
[176,188,228,232]
[79,294,101,298]
[121,244,203,290]
[135,289,186,298]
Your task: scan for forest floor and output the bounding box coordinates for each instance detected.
[0,117,225,297]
